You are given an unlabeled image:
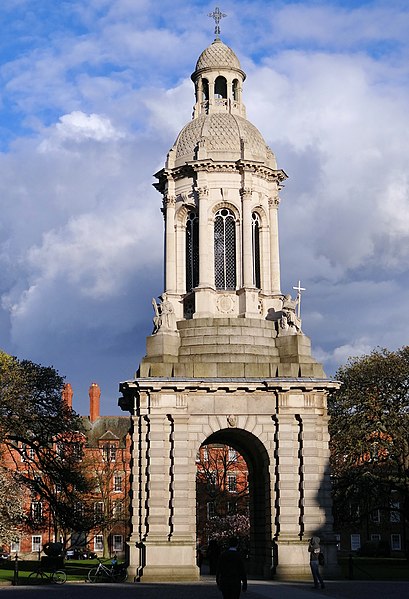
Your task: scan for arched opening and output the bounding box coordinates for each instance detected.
[202,78,209,101]
[252,212,261,288]
[214,208,236,290]
[195,429,272,578]
[214,76,227,99]
[232,79,239,101]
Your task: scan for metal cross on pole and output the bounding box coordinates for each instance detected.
[292,280,306,320]
[208,7,227,38]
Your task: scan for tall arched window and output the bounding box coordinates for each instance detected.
[252,212,261,288]
[186,211,199,292]
[214,208,236,290]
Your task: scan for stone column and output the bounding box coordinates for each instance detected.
[164,194,176,294]
[241,187,253,288]
[274,402,310,580]
[268,194,281,294]
[197,187,210,288]
[127,412,149,581]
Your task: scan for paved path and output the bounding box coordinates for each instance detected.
[1,579,409,599]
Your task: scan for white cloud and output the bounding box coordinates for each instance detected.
[0,0,409,411]
[56,111,125,142]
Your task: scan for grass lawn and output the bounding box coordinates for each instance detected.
[0,558,115,584]
[338,557,409,580]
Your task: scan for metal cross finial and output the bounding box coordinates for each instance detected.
[293,280,306,320]
[208,7,227,39]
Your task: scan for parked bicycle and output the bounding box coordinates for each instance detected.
[87,557,127,583]
[28,566,66,584]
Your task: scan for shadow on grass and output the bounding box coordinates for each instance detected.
[0,558,122,583]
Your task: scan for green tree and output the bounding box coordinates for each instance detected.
[0,467,25,545]
[328,346,409,530]
[0,351,92,540]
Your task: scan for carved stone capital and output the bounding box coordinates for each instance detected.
[240,187,253,200]
[196,186,209,198]
[268,194,280,208]
[163,194,176,207]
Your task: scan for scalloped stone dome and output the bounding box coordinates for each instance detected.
[174,112,271,166]
[195,39,241,71]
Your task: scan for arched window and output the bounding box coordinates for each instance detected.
[186,211,199,292]
[252,213,261,288]
[214,208,236,290]
[214,76,227,99]
[202,78,209,101]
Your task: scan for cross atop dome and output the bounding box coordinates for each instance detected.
[208,6,227,39]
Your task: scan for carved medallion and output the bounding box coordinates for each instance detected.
[217,294,235,314]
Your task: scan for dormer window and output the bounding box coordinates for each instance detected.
[102,443,117,462]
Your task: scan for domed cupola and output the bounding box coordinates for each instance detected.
[190,37,247,120]
[194,38,243,73]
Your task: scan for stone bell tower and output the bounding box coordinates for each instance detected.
[119,23,339,583]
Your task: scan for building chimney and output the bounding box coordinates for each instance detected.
[89,383,101,423]
[62,383,73,408]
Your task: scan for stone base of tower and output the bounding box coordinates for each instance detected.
[140,317,326,379]
[127,538,200,582]
[273,539,341,581]
[121,317,339,584]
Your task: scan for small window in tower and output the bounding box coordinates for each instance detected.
[214,76,227,99]
[214,208,236,290]
[252,212,261,288]
[186,211,199,292]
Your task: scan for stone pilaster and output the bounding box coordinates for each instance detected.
[268,194,281,294]
[164,194,176,294]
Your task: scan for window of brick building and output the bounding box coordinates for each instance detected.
[350,534,361,551]
[114,474,123,492]
[94,536,103,552]
[30,501,42,522]
[391,534,401,550]
[207,502,215,519]
[228,474,237,493]
[102,444,117,462]
[32,536,41,552]
[113,535,123,552]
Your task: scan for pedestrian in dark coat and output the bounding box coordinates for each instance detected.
[216,536,247,599]
[308,536,325,589]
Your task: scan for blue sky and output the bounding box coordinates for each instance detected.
[1,0,409,415]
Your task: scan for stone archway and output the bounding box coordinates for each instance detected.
[119,375,339,582]
[202,428,273,577]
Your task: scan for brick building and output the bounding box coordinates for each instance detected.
[3,383,131,560]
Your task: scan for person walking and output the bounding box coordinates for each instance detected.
[216,536,247,599]
[308,536,325,589]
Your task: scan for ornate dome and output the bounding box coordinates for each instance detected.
[194,38,242,72]
[174,112,272,166]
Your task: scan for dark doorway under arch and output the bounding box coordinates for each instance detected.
[197,428,273,578]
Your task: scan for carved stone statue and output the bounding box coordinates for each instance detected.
[152,295,177,333]
[282,293,302,332]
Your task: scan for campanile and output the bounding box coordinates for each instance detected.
[119,22,339,582]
